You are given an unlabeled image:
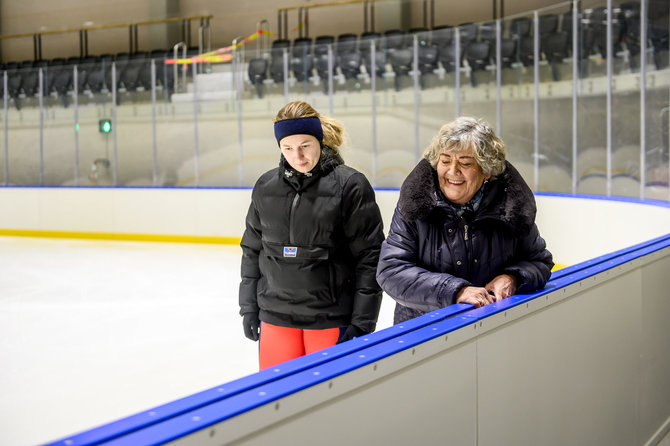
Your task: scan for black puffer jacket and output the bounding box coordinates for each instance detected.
[376,159,553,324]
[239,147,384,332]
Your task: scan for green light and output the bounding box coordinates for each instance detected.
[75,123,80,132]
[98,119,112,134]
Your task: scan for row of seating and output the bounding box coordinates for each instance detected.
[1,1,668,103]
[0,49,189,109]
[248,2,669,95]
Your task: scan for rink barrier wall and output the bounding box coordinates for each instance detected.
[2,186,670,266]
[46,230,670,445]
[33,193,670,445]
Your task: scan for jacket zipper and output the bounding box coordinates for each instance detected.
[463,221,472,277]
[289,192,301,244]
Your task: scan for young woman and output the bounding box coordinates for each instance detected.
[239,101,384,370]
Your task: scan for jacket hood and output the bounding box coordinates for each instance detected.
[397,158,537,235]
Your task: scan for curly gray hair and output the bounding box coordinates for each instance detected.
[423,116,506,178]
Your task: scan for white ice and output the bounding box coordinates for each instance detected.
[0,236,396,445]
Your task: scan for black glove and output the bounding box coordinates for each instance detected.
[242,313,260,341]
[337,325,367,344]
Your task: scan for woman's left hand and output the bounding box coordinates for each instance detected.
[485,274,517,301]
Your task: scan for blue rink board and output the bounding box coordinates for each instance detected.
[47,231,670,446]
[46,193,670,445]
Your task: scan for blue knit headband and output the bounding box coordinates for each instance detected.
[274,117,323,145]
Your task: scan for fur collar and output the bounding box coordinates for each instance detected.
[398,159,537,235]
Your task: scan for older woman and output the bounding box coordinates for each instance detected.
[376,117,553,324]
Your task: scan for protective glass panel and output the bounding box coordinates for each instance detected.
[460,21,499,136]
[576,5,608,195]
[500,13,536,188]
[4,65,41,185]
[538,4,573,194]
[644,2,669,200]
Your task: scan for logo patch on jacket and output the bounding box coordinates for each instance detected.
[283,247,297,257]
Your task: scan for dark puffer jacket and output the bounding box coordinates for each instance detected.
[376,159,553,324]
[239,147,384,332]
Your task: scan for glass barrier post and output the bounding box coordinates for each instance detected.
[606,0,613,196]
[533,11,540,192]
[455,26,461,117]
[370,39,377,186]
[413,34,420,162]
[283,47,289,103]
[639,0,648,198]
[151,59,158,186]
[192,59,200,186]
[327,44,334,115]
[496,19,502,135]
[74,65,80,185]
[112,62,118,186]
[3,71,7,186]
[572,1,579,195]
[38,67,44,186]
[233,37,244,186]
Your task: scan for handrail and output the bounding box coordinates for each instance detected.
[0,15,213,40]
[0,14,213,61]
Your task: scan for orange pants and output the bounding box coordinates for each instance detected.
[259,322,341,370]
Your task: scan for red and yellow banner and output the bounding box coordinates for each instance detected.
[165,29,275,65]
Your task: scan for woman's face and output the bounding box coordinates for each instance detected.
[279,134,321,173]
[436,146,489,204]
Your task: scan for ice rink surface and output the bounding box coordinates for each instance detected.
[0,236,395,445]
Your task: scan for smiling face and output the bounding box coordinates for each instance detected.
[279,134,321,173]
[436,146,489,204]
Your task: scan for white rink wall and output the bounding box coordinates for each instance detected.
[1,187,670,266]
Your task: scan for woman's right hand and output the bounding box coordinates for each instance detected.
[456,286,495,308]
[242,313,260,341]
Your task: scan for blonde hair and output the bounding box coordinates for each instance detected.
[423,116,506,178]
[273,101,345,151]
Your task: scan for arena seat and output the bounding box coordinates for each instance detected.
[384,29,407,53]
[542,31,570,80]
[458,23,478,48]
[314,35,336,89]
[86,54,113,93]
[50,59,75,106]
[269,39,290,83]
[359,32,385,81]
[589,7,624,60]
[336,34,361,80]
[465,41,492,86]
[290,37,313,83]
[437,43,460,73]
[649,15,669,69]
[539,13,560,38]
[431,25,453,48]
[19,60,40,98]
[510,17,532,39]
[335,33,357,55]
[120,52,149,92]
[247,57,268,98]
[389,47,412,90]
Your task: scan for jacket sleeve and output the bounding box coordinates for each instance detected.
[502,223,554,293]
[341,173,385,333]
[376,207,471,313]
[239,197,262,317]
